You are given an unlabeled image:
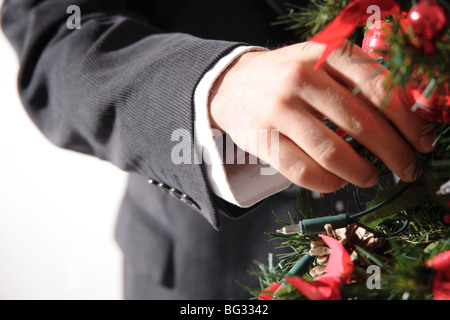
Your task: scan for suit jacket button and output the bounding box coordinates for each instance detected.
[169,188,182,199]
[180,194,200,210]
[157,182,170,194]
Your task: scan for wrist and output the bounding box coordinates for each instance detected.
[208,50,265,133]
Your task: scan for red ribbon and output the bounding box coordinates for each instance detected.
[310,0,400,69]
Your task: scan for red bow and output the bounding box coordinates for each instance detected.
[285,235,354,300]
[311,0,400,69]
[427,250,450,300]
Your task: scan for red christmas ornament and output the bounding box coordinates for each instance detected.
[310,0,400,69]
[403,73,450,124]
[406,0,447,53]
[362,21,393,60]
[443,213,450,225]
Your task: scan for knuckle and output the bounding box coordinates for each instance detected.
[315,140,341,167]
[264,62,308,115]
[279,60,310,86]
[369,74,388,106]
[287,161,309,186]
[348,111,379,138]
[267,99,291,116]
[266,61,312,116]
[355,117,372,137]
[347,117,366,138]
[285,159,343,193]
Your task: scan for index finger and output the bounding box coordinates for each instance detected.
[323,43,436,154]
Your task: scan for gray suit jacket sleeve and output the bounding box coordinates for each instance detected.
[1,0,260,229]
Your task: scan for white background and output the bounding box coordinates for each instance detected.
[0,1,126,299]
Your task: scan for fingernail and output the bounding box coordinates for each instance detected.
[419,131,437,152]
[403,161,418,181]
[366,174,379,187]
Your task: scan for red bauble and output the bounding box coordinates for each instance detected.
[403,73,450,124]
[406,0,447,53]
[444,213,450,224]
[362,21,393,60]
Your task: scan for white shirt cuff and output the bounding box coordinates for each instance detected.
[194,46,291,208]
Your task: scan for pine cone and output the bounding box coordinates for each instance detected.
[308,223,383,278]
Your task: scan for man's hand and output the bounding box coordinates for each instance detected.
[208,41,435,193]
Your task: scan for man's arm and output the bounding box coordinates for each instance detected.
[1,0,253,229]
[1,0,436,230]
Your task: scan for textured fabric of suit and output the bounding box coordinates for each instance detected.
[1,0,357,299]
